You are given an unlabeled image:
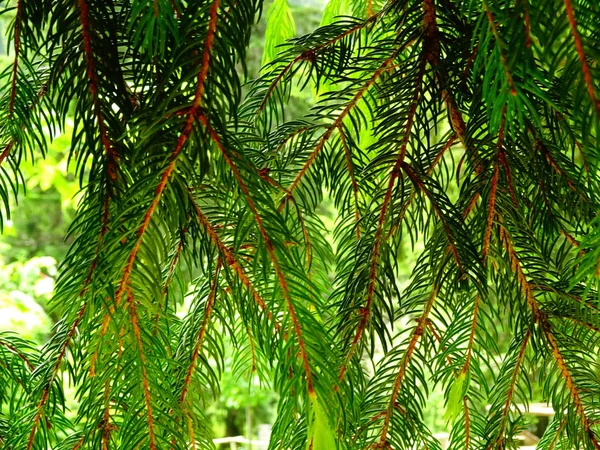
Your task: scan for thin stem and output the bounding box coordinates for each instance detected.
[114,0,220,309]
[563,0,600,115]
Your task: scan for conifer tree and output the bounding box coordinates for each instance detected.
[0,0,599,448]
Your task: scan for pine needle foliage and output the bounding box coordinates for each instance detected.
[0,0,599,449]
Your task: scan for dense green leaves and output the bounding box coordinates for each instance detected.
[0,0,599,449]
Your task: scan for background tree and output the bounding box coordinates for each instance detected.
[0,0,599,449]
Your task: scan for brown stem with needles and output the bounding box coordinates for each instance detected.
[189,194,282,334]
[563,0,600,115]
[198,114,314,392]
[0,339,34,371]
[8,0,22,118]
[113,0,220,310]
[126,289,157,450]
[284,53,402,204]
[487,330,531,449]
[339,56,427,382]
[378,284,439,445]
[180,261,222,403]
[27,305,87,450]
[500,227,600,449]
[483,2,517,95]
[256,13,382,115]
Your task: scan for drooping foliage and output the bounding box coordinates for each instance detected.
[0,0,599,449]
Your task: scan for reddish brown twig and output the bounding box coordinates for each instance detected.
[180,261,222,403]
[198,114,315,392]
[339,56,427,382]
[563,0,600,115]
[126,289,156,450]
[8,0,23,118]
[114,0,220,310]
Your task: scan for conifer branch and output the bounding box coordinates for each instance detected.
[500,227,600,448]
[0,338,34,371]
[483,162,500,262]
[153,226,188,339]
[483,107,506,262]
[498,150,519,208]
[8,0,22,118]
[563,0,600,115]
[170,0,182,18]
[401,161,463,268]
[487,329,532,450]
[425,319,472,445]
[114,0,220,309]
[543,323,600,449]
[77,0,119,180]
[190,194,282,333]
[72,435,85,450]
[258,169,312,267]
[483,2,517,95]
[339,56,427,381]
[284,52,402,201]
[198,115,314,391]
[180,261,221,403]
[548,418,567,450]
[462,295,480,376]
[256,13,382,115]
[27,304,88,450]
[1,81,48,166]
[389,133,456,240]
[4,0,600,447]
[126,289,157,450]
[378,284,439,445]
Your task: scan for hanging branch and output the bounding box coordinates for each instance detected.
[23,0,127,441]
[126,288,157,450]
[339,55,427,380]
[486,329,532,450]
[179,261,222,403]
[563,0,600,115]
[462,294,480,378]
[258,169,313,268]
[483,2,517,95]
[198,114,314,392]
[8,0,23,118]
[77,0,119,180]
[0,338,35,371]
[388,133,457,240]
[401,162,463,268]
[482,114,506,263]
[500,227,600,449]
[255,12,383,116]
[283,50,404,203]
[114,0,220,308]
[1,80,48,166]
[190,194,282,333]
[426,319,472,448]
[26,306,87,450]
[377,283,439,446]
[337,0,443,370]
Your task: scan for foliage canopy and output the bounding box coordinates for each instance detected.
[1,0,600,449]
